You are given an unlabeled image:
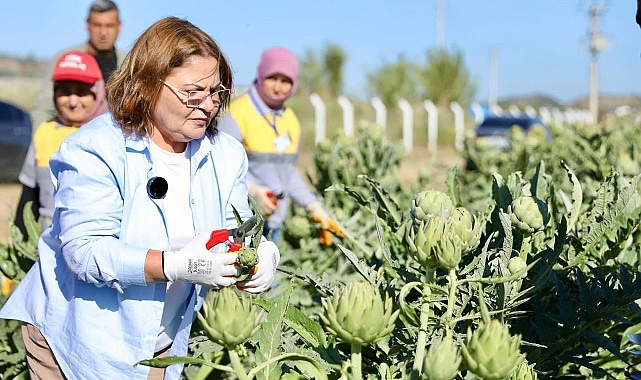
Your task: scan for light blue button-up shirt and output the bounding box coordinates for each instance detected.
[0,112,252,380]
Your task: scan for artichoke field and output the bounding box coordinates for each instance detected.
[4,117,641,379]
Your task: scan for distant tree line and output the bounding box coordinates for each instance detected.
[298,44,477,109]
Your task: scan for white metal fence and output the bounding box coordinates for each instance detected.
[308,93,601,154]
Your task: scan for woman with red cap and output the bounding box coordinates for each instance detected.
[218,47,343,245]
[14,50,109,238]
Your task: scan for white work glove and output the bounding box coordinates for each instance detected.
[248,183,278,217]
[237,240,280,293]
[163,233,240,288]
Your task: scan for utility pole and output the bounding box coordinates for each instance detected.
[587,2,607,123]
[436,0,444,49]
[488,46,498,107]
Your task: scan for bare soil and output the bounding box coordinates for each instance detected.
[0,146,464,243]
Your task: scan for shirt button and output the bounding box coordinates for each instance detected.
[190,199,195,205]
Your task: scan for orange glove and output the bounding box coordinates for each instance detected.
[307,202,344,246]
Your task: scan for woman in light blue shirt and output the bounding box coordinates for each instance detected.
[0,17,280,380]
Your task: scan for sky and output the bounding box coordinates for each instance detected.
[1,0,639,104]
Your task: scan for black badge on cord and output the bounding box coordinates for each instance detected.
[147,177,168,199]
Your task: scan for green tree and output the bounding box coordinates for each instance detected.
[299,49,322,94]
[366,54,420,107]
[420,47,476,108]
[322,44,346,97]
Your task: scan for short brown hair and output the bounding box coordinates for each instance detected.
[107,17,232,137]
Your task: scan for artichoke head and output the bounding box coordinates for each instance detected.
[197,287,264,349]
[510,360,538,380]
[284,214,312,239]
[449,207,481,253]
[406,216,445,270]
[460,319,524,379]
[422,334,461,380]
[508,195,550,235]
[507,256,527,278]
[319,280,399,346]
[411,190,454,223]
[433,230,462,270]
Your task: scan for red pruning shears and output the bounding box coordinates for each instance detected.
[206,215,261,251]
[266,191,284,206]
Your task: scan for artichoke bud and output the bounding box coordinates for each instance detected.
[317,139,333,154]
[319,280,399,346]
[411,190,454,223]
[422,334,462,380]
[284,215,312,239]
[406,216,444,269]
[510,361,538,380]
[449,207,481,253]
[508,195,550,235]
[434,230,462,270]
[460,319,524,380]
[197,287,264,349]
[507,256,527,278]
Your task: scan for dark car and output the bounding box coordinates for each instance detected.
[0,101,31,182]
[473,116,549,150]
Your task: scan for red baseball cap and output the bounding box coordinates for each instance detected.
[51,51,102,84]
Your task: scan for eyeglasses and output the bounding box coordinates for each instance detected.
[160,80,230,109]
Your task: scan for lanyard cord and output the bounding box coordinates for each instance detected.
[248,90,280,136]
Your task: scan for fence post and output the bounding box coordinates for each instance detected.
[398,98,413,153]
[423,100,438,160]
[470,101,485,124]
[370,96,387,129]
[524,105,538,118]
[337,95,354,137]
[309,93,326,143]
[449,101,465,151]
[508,104,521,117]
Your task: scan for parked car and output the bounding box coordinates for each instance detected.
[0,101,31,182]
[472,116,549,150]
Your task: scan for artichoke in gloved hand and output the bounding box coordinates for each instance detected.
[236,247,258,281]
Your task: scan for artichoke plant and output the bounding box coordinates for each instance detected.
[422,334,461,380]
[319,280,399,346]
[508,195,550,235]
[460,319,524,379]
[197,287,264,350]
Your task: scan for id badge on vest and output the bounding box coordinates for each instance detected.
[273,133,292,153]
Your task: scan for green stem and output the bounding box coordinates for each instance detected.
[516,235,532,293]
[228,349,250,380]
[351,343,363,380]
[412,285,432,374]
[444,268,458,328]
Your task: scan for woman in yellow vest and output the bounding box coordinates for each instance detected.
[217,47,342,245]
[14,50,109,238]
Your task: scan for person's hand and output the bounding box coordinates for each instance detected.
[248,183,278,217]
[237,240,280,293]
[162,233,240,288]
[307,202,344,246]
